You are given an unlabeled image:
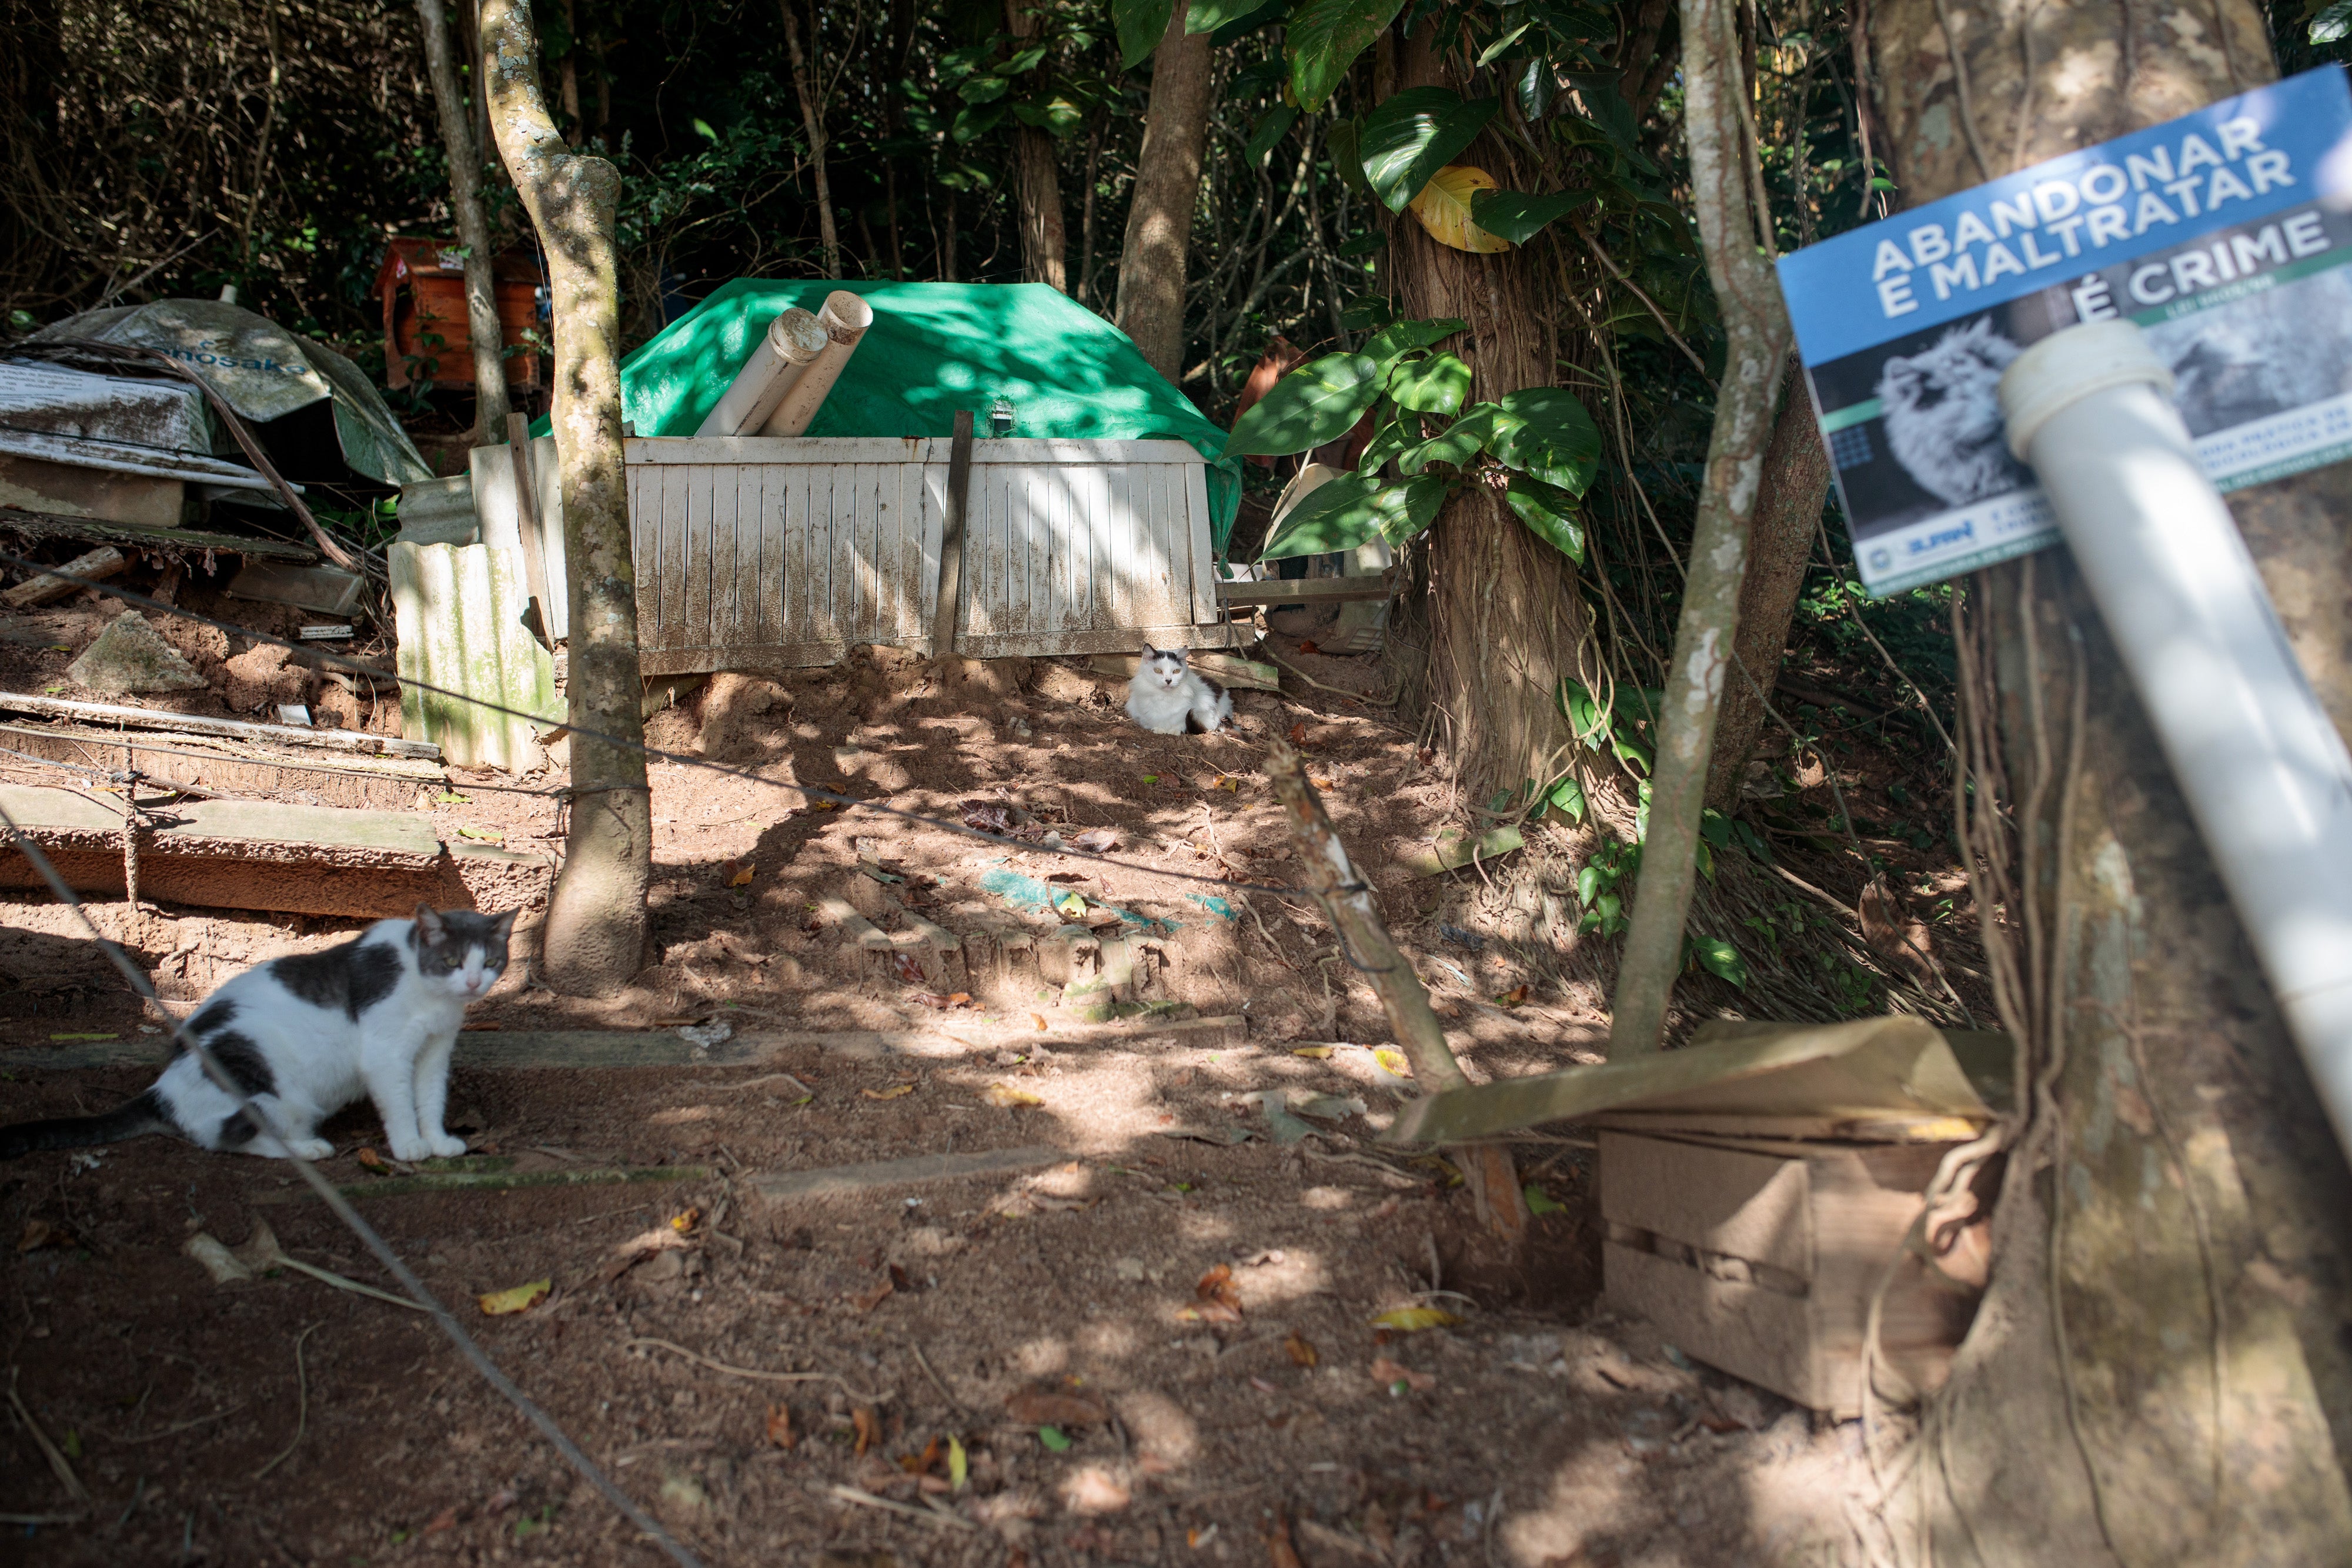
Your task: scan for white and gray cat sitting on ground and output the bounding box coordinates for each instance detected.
[1126,643,1232,734]
[0,905,515,1164]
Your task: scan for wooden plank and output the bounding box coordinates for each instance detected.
[4,1015,1250,1072]
[506,413,553,646]
[932,411,975,657]
[1088,650,1279,693]
[751,1145,1068,1202]
[1385,1015,1992,1145]
[1214,573,1399,605]
[0,504,318,562]
[0,690,440,760]
[252,1165,714,1204]
[2,546,126,610]
[0,720,442,813]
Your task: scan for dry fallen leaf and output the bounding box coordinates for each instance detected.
[478,1278,552,1315]
[851,1275,896,1313]
[1370,1356,1438,1392]
[1029,1012,1050,1030]
[669,1207,701,1233]
[765,1403,796,1450]
[1069,828,1121,852]
[1268,1513,1305,1568]
[851,1405,881,1456]
[16,1218,69,1253]
[900,1435,944,1475]
[1310,777,1335,790]
[1289,1045,1334,1060]
[1194,1263,1243,1320]
[1063,1466,1131,1514]
[983,1082,1044,1109]
[356,1147,388,1172]
[1005,1389,1108,1426]
[862,1083,917,1101]
[1369,1306,1458,1332]
[421,1506,461,1537]
[729,862,756,887]
[1284,1333,1319,1369]
[1296,640,1319,654]
[1216,775,1240,791]
[911,991,974,1009]
[598,1225,689,1283]
[1288,721,1307,744]
[889,952,927,985]
[1494,984,1530,1007]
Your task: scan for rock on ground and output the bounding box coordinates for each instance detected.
[65,610,207,695]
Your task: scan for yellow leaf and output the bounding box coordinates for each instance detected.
[1372,1047,1414,1079]
[948,1435,969,1492]
[863,1083,917,1100]
[1290,1045,1335,1059]
[669,1206,701,1233]
[1216,777,1239,792]
[1371,1306,1459,1332]
[455,824,504,843]
[479,1278,552,1315]
[729,862,755,887]
[1408,166,1514,254]
[983,1082,1044,1108]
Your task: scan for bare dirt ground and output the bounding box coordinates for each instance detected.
[0,589,1925,1567]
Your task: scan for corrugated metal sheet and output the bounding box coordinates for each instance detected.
[389,541,560,771]
[622,434,1234,676]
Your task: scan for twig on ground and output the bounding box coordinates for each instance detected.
[1298,1144,1419,1187]
[7,1366,91,1504]
[252,1322,322,1480]
[820,1483,976,1531]
[909,1343,968,1415]
[625,1337,886,1404]
[0,1513,85,1526]
[252,1165,715,1202]
[682,1072,813,1096]
[1265,645,1396,704]
[112,1403,247,1444]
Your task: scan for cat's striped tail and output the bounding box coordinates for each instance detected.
[0,1090,172,1160]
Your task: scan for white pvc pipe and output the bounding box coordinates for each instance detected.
[1999,319,2352,1154]
[694,307,828,437]
[758,291,873,437]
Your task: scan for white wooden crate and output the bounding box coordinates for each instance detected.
[617,434,1236,676]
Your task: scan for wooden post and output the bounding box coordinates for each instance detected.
[931,410,974,660]
[506,411,554,646]
[1262,739,1527,1247]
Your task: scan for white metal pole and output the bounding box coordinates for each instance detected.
[1999,319,2352,1154]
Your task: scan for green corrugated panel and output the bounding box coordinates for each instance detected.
[389,541,560,772]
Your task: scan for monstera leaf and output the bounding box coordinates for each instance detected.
[1285,0,1409,111]
[1490,386,1601,494]
[1259,473,1445,559]
[1225,352,1381,458]
[1470,188,1593,244]
[1359,88,1499,212]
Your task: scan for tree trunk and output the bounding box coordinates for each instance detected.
[1005,0,1067,291]
[1384,26,1582,807]
[1865,1,2352,1557]
[1705,356,1829,811]
[1605,0,1790,1058]
[480,0,650,998]
[416,0,512,447]
[780,0,840,279]
[1113,0,1212,379]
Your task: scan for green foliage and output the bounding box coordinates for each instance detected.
[1489,387,1603,496]
[1469,187,1593,243]
[1111,0,1174,68]
[1225,351,1382,457]
[1259,472,1446,559]
[1505,475,1584,563]
[1387,352,1472,415]
[1358,87,1498,212]
[1283,0,1409,111]
[1244,105,1299,166]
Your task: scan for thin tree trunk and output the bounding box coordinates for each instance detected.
[1606,0,1790,1058]
[1005,0,1067,291]
[1077,123,1101,307]
[1705,355,1829,811]
[417,0,512,447]
[480,0,650,997]
[780,0,840,278]
[1385,25,1583,809]
[558,0,580,139]
[1114,1,1212,377]
[1864,0,2352,1556]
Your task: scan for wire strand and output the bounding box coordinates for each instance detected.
[0,805,706,1568]
[0,549,1324,900]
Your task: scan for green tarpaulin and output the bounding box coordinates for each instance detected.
[586,280,1239,550]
